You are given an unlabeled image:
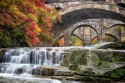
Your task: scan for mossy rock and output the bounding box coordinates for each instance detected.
[54,70,75,76]
[0,48,10,52]
[0,76,5,83]
[61,49,87,66]
[69,64,79,70]
[94,77,113,82]
[70,50,87,65]
[74,75,97,82]
[76,66,95,76]
[74,75,113,82]
[112,52,125,62]
[104,66,125,80]
[32,68,54,76]
[61,53,71,66]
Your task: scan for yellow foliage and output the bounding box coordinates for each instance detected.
[90,37,99,45]
[34,26,42,35]
[50,8,62,22]
[71,36,83,46]
[10,5,19,11]
[27,14,38,22]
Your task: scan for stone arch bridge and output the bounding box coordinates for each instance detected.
[47,0,125,46]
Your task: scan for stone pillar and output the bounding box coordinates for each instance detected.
[64,31,71,46]
[99,19,104,43]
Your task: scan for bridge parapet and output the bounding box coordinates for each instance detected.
[46,1,125,15]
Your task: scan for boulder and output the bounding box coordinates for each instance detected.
[74,75,113,82]
[61,49,87,67]
[54,69,75,76]
[32,67,54,76]
[104,65,125,80]
[69,64,79,70]
[76,66,95,75]
[15,68,23,74]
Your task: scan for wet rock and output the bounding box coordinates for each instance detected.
[0,76,5,83]
[46,48,52,51]
[32,68,41,75]
[112,52,125,62]
[61,54,71,66]
[42,67,54,76]
[0,52,5,62]
[69,64,79,70]
[96,51,113,62]
[54,69,75,76]
[15,68,23,74]
[104,65,125,80]
[51,76,75,80]
[61,50,87,66]
[0,48,10,62]
[74,75,97,82]
[76,66,94,75]
[74,75,113,82]
[0,48,10,52]
[32,67,54,76]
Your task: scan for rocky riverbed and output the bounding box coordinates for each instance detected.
[0,42,125,82]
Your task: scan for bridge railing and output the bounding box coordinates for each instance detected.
[110,4,125,15]
[46,0,105,3]
[46,1,125,15]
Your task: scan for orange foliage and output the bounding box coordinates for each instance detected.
[0,0,61,47]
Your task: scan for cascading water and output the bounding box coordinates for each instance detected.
[0,42,124,83]
[0,47,64,76]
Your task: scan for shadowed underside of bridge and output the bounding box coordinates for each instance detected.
[51,8,125,38]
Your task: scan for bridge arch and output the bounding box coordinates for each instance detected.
[104,33,119,42]
[90,33,119,44]
[54,34,84,46]
[90,36,99,45]
[106,24,125,32]
[71,24,99,45]
[71,25,98,35]
[52,8,125,38]
[105,24,125,41]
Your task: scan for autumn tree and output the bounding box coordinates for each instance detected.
[0,0,61,47]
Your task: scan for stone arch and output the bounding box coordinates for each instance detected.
[106,24,125,32]
[90,33,119,44]
[90,36,99,45]
[71,34,84,46]
[52,8,125,38]
[70,24,99,45]
[105,24,125,41]
[71,25,98,35]
[104,33,119,42]
[54,34,84,46]
[71,34,83,43]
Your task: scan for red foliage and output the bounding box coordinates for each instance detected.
[35,0,45,7]
[0,0,60,47]
[44,6,51,13]
[32,37,40,46]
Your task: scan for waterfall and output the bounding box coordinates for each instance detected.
[0,47,64,75]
